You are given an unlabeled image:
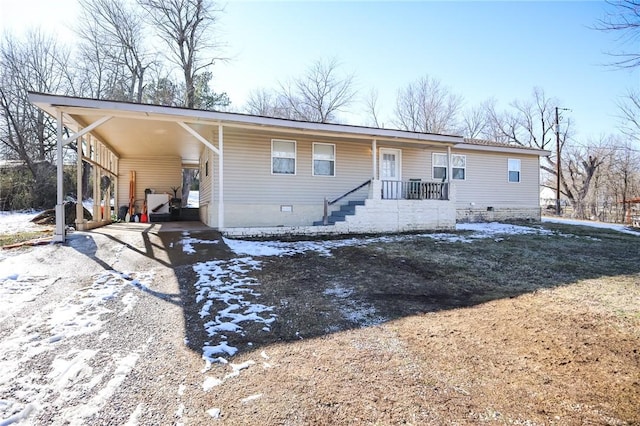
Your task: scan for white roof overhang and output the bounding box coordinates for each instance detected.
[455,143,551,157]
[29,93,465,165]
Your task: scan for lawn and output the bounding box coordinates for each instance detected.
[184,222,640,425]
[1,219,638,424]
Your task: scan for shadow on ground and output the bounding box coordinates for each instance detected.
[72,221,640,362]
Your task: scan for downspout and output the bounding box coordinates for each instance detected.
[54,110,65,242]
[218,124,224,229]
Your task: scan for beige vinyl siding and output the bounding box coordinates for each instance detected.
[399,148,431,181]
[214,128,375,205]
[452,150,540,208]
[199,126,542,227]
[117,157,182,213]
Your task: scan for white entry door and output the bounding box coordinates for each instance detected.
[379,148,401,199]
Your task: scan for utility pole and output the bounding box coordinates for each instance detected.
[555,107,570,216]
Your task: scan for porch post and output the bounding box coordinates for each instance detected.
[372,139,377,179]
[446,145,452,183]
[54,110,65,242]
[76,136,84,227]
[218,124,224,229]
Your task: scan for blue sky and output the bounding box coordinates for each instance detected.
[1,0,638,141]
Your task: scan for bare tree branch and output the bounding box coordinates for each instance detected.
[392,75,463,134]
[138,0,226,108]
[593,0,640,69]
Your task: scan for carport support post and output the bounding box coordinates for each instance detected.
[447,146,452,184]
[218,124,224,229]
[372,139,377,179]
[76,136,83,227]
[54,110,65,242]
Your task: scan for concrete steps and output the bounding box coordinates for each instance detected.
[313,200,365,226]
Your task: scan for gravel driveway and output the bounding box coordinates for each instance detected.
[1,222,229,425]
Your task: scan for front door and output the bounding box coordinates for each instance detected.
[379,148,401,199]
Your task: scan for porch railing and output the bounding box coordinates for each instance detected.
[323,179,372,225]
[381,180,448,200]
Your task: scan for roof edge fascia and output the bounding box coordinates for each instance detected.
[28,92,463,145]
[454,143,551,157]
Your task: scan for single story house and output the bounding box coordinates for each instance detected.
[29,92,549,242]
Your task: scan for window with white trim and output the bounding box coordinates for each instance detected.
[432,153,466,180]
[313,143,335,176]
[272,139,296,174]
[508,158,521,183]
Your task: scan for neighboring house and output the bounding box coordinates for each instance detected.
[29,92,549,241]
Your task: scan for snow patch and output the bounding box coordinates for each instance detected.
[206,407,221,419]
[0,269,153,424]
[542,216,640,236]
[181,231,219,254]
[193,257,276,369]
[124,403,144,426]
[241,393,262,403]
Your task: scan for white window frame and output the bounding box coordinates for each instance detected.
[432,153,465,180]
[271,139,296,175]
[451,154,466,180]
[508,158,521,183]
[432,153,447,180]
[312,142,336,177]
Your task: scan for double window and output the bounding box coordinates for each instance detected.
[508,159,521,183]
[433,153,466,180]
[271,139,296,175]
[313,143,335,176]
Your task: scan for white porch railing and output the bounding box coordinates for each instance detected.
[381,180,449,200]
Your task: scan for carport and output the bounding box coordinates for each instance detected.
[29,92,225,242]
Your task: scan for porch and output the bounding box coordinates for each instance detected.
[319,179,450,226]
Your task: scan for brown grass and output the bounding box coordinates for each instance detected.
[183,223,640,425]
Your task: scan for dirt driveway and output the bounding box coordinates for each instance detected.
[0,221,638,425]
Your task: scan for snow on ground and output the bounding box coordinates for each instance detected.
[542,216,640,236]
[1,215,636,423]
[0,268,153,424]
[187,190,199,208]
[222,222,556,258]
[192,256,276,370]
[0,211,45,235]
[181,231,219,254]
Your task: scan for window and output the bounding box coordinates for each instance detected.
[452,154,466,180]
[508,159,521,183]
[272,139,296,174]
[432,153,466,180]
[313,143,335,176]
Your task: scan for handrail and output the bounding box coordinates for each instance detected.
[328,179,372,205]
[323,179,372,225]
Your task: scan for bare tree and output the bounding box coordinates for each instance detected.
[244,58,356,123]
[245,88,287,117]
[485,87,562,151]
[594,0,640,69]
[0,30,73,207]
[277,57,356,123]
[364,88,383,128]
[138,0,225,108]
[77,0,154,103]
[607,138,640,221]
[561,142,608,219]
[618,89,640,141]
[392,75,463,134]
[461,102,491,139]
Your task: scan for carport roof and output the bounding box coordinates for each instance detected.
[29,92,465,164]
